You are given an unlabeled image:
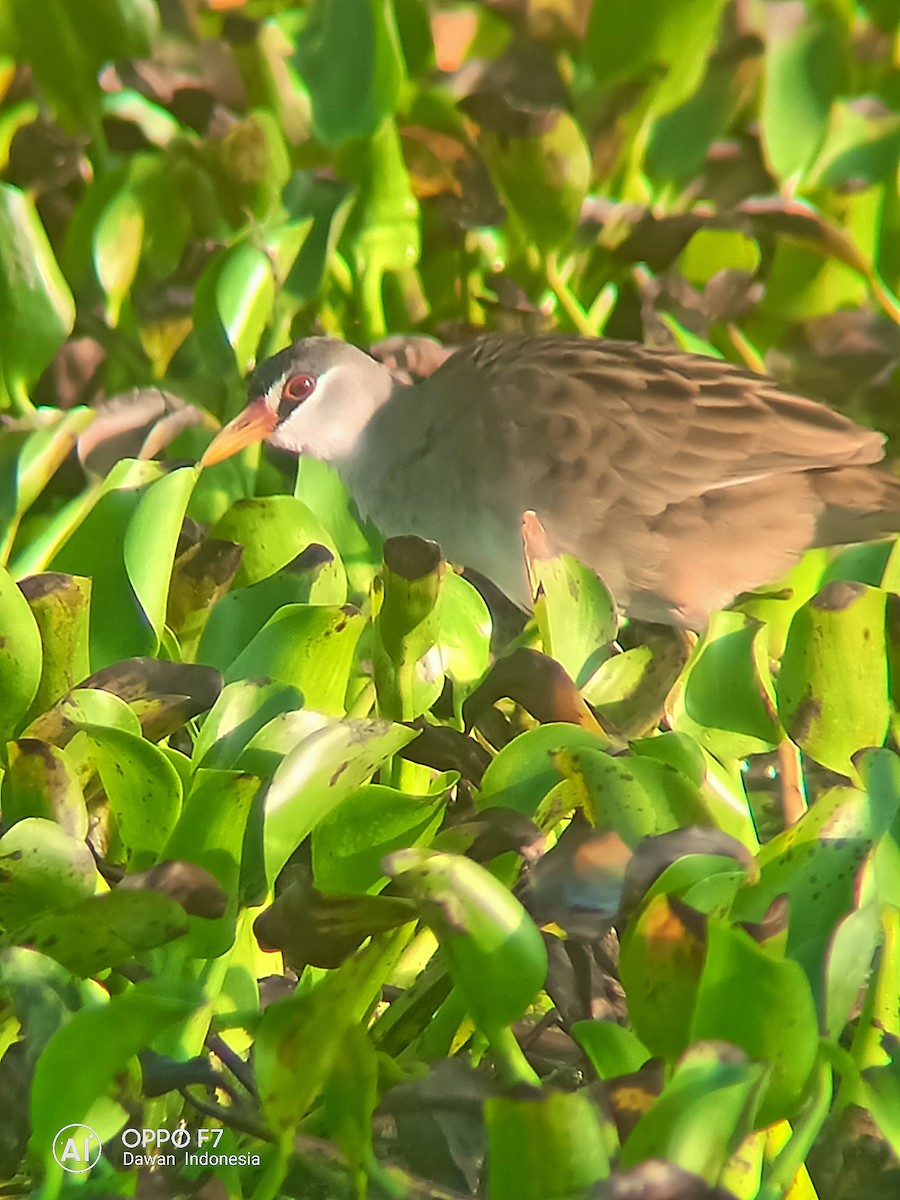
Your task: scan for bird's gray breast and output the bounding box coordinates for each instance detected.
[339,378,532,605]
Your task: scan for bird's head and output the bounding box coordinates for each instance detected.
[200,337,394,467]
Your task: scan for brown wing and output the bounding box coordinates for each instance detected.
[420,334,888,623]
[432,333,884,507]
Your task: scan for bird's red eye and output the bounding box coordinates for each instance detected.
[282,373,316,405]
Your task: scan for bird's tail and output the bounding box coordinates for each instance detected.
[812,466,900,546]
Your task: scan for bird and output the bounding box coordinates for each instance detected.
[200,333,900,627]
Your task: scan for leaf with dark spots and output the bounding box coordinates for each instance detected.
[25,658,222,745]
[166,537,243,660]
[118,860,227,919]
[463,647,605,733]
[253,866,416,970]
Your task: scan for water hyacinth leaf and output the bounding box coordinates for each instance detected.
[374,535,445,720]
[238,709,335,777]
[256,929,410,1133]
[194,241,275,375]
[221,604,364,714]
[254,873,416,968]
[2,739,88,838]
[200,555,347,671]
[343,119,421,338]
[825,902,882,1040]
[551,746,711,847]
[192,679,304,771]
[294,0,406,147]
[2,0,157,132]
[464,647,604,733]
[385,848,547,1035]
[572,1020,651,1081]
[10,407,95,518]
[93,187,143,325]
[294,456,382,599]
[49,460,183,668]
[777,581,889,775]
[692,921,819,1124]
[0,183,75,399]
[863,1053,900,1160]
[312,777,451,894]
[531,549,617,688]
[761,1,844,184]
[437,570,491,689]
[81,726,183,871]
[262,718,416,886]
[9,889,189,977]
[619,1045,765,1175]
[123,467,197,645]
[211,495,342,589]
[162,769,260,958]
[166,538,244,662]
[25,687,142,754]
[486,1089,611,1200]
[476,723,612,817]
[677,229,761,287]
[18,574,91,721]
[669,610,782,760]
[30,976,200,1156]
[619,895,706,1060]
[0,565,42,739]
[0,817,103,931]
[731,750,900,1004]
[586,0,731,118]
[483,113,591,253]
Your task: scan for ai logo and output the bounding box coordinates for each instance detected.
[52,1125,102,1173]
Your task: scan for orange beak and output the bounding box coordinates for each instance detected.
[200,398,278,466]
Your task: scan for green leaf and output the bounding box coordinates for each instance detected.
[18,574,91,723]
[81,726,183,871]
[256,929,410,1133]
[761,1,844,184]
[93,188,144,326]
[619,894,705,1060]
[533,551,617,688]
[262,718,416,886]
[312,777,450,894]
[477,723,612,818]
[2,739,88,838]
[162,769,260,957]
[3,0,158,132]
[210,495,342,589]
[192,679,304,771]
[777,581,889,775]
[586,0,731,117]
[0,564,43,740]
[221,605,365,715]
[691,922,819,1124]
[484,113,591,253]
[550,745,712,847]
[194,241,276,375]
[669,610,782,760]
[385,848,548,1034]
[620,1043,765,1175]
[294,456,381,600]
[732,751,900,1005]
[294,0,406,146]
[0,818,102,930]
[10,890,189,976]
[0,184,75,402]
[30,976,200,1154]
[677,230,761,286]
[486,1090,611,1200]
